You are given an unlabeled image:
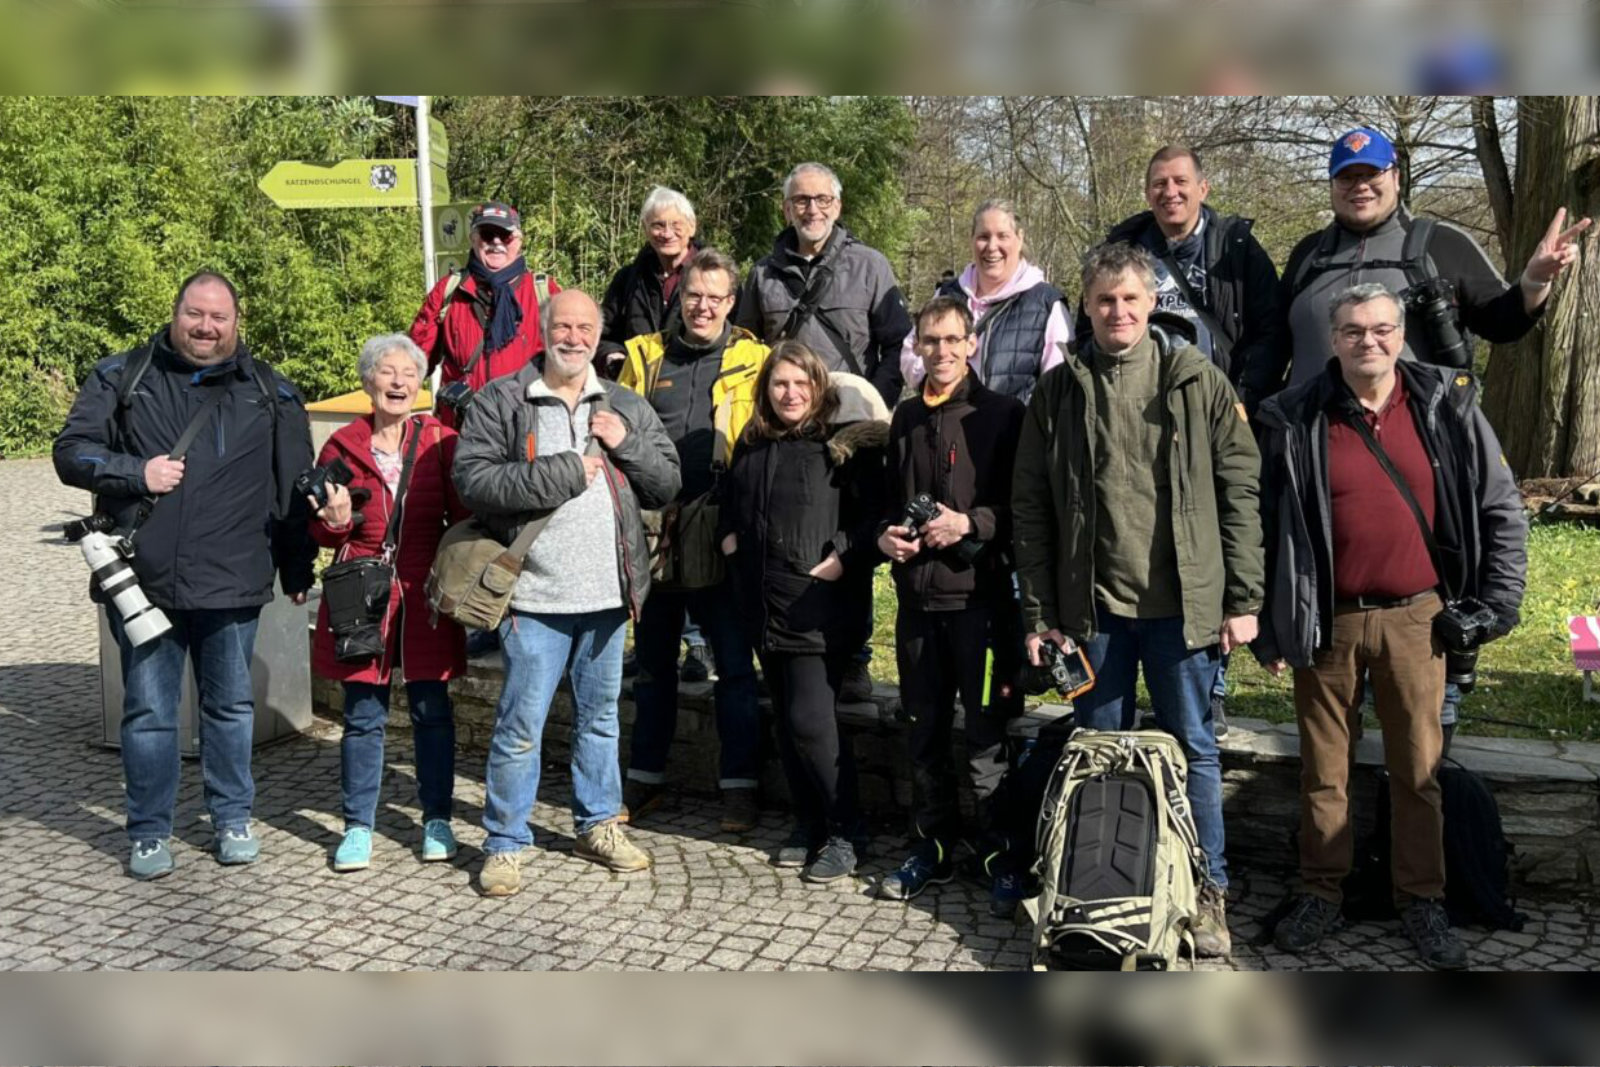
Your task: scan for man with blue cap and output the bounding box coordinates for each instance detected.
[1243,125,1590,405]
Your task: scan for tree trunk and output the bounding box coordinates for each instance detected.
[1482,96,1600,478]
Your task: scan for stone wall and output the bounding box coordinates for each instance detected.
[311,651,1600,895]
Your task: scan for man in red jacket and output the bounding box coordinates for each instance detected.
[408,201,560,430]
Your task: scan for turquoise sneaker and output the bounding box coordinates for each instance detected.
[216,826,260,865]
[333,826,373,872]
[420,819,457,862]
[129,838,174,880]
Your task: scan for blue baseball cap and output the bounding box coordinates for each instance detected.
[1329,127,1397,177]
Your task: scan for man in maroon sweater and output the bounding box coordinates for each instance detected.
[1253,282,1528,970]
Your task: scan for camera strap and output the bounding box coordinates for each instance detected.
[129,379,233,534]
[377,421,424,564]
[1343,405,1459,601]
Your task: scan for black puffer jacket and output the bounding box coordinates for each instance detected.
[719,419,888,654]
[53,329,316,611]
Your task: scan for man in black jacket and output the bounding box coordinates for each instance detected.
[54,272,316,880]
[1082,145,1280,738]
[1253,282,1528,970]
[875,296,1026,914]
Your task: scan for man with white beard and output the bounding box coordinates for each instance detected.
[453,289,681,897]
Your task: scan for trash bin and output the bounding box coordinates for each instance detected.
[98,592,314,754]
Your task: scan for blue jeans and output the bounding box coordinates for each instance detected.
[627,583,759,788]
[1211,650,1230,701]
[340,680,455,830]
[482,608,627,854]
[110,606,261,842]
[1070,610,1228,888]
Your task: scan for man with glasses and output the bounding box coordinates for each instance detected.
[409,201,562,430]
[1242,126,1589,404]
[1253,283,1527,969]
[614,249,766,834]
[735,161,914,704]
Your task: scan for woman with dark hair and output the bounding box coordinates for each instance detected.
[719,340,888,885]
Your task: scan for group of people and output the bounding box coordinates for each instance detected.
[55,125,1589,971]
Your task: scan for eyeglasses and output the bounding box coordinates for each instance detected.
[1335,324,1400,344]
[1333,166,1394,190]
[918,333,971,349]
[788,194,837,211]
[683,291,733,308]
[648,220,687,235]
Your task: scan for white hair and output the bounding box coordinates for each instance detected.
[782,162,842,201]
[639,185,696,232]
[358,333,427,387]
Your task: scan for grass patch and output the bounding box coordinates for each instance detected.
[866,521,1600,741]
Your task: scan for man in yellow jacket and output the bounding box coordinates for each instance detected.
[617,248,770,833]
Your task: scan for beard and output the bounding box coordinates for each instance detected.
[547,343,595,380]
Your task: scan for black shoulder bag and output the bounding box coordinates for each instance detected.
[321,423,421,664]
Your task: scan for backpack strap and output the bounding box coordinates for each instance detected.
[115,341,157,416]
[775,261,862,376]
[499,393,612,568]
[1399,217,1438,293]
[1291,217,1439,301]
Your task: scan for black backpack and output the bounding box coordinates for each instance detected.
[1342,760,1525,931]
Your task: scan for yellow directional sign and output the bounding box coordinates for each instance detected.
[429,116,449,169]
[257,159,417,209]
[430,162,451,204]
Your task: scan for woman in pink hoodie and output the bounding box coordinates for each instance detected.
[901,199,1073,404]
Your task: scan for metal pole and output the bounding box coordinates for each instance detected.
[416,96,440,403]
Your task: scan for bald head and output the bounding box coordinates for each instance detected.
[541,289,601,383]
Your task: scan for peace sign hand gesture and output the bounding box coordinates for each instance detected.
[1523,206,1593,289]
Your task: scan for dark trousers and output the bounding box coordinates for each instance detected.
[761,650,861,839]
[895,605,1012,851]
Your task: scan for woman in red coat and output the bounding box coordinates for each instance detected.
[308,333,468,873]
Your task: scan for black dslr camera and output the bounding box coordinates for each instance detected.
[1406,277,1473,370]
[1022,640,1096,700]
[435,379,475,419]
[898,492,983,565]
[294,457,354,511]
[1433,596,1500,692]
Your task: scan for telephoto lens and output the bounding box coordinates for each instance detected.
[77,530,171,647]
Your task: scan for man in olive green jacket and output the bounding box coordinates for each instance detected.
[1012,242,1263,958]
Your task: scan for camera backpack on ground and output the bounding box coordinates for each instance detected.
[1343,760,1525,931]
[1025,729,1204,971]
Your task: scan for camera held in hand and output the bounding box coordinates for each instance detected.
[1405,277,1473,370]
[294,457,354,512]
[1433,596,1500,693]
[435,379,475,419]
[1022,638,1096,700]
[897,493,983,565]
[63,513,171,648]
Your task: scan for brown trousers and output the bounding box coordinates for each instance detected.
[1293,592,1446,905]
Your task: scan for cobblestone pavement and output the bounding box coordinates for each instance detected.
[4,457,1599,972]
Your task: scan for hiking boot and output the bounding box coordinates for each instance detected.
[1272,893,1342,953]
[838,660,874,705]
[990,870,1027,920]
[1192,883,1233,958]
[1210,694,1230,739]
[420,819,457,863]
[575,818,652,872]
[680,642,713,683]
[720,787,759,833]
[479,851,523,897]
[129,838,174,881]
[332,827,372,872]
[876,842,954,901]
[802,837,857,884]
[773,824,820,869]
[620,779,667,825]
[216,826,260,866]
[1402,898,1468,970]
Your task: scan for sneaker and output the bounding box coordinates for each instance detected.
[1272,893,1342,953]
[773,825,821,869]
[332,827,372,872]
[680,642,713,683]
[420,819,457,863]
[1192,882,1233,958]
[479,850,523,897]
[1210,694,1230,739]
[575,818,652,872]
[216,826,260,866]
[720,787,759,833]
[129,838,174,881]
[620,779,667,825]
[802,837,857,884]
[876,842,954,901]
[1401,898,1468,970]
[838,660,874,704]
[990,870,1027,920]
